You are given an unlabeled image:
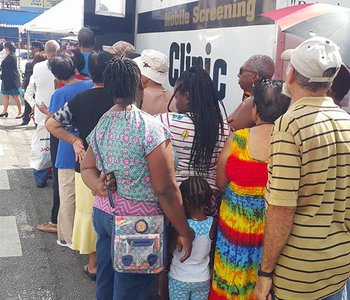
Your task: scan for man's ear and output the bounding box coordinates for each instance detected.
[286,64,295,84]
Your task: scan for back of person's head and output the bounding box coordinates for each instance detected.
[329,64,350,102]
[78,27,95,49]
[4,41,16,53]
[172,66,225,174]
[66,48,85,75]
[253,80,291,123]
[32,41,44,52]
[45,40,60,58]
[179,177,212,212]
[282,36,342,93]
[33,51,47,66]
[49,54,75,81]
[246,54,275,80]
[103,57,141,105]
[88,50,113,83]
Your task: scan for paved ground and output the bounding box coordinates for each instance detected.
[0,100,96,300]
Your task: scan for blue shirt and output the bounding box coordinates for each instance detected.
[49,80,93,168]
[81,52,91,77]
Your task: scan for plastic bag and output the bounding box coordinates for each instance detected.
[30,124,51,170]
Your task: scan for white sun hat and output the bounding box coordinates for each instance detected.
[134,49,169,85]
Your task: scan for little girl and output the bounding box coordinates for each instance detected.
[169,176,216,300]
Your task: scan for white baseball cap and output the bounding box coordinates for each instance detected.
[281,36,342,83]
[134,49,168,85]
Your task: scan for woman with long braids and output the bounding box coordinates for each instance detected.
[80,58,193,300]
[159,66,229,218]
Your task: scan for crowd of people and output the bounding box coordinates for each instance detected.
[1,27,350,300]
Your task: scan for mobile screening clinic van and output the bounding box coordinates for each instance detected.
[134,0,350,113]
[136,0,278,113]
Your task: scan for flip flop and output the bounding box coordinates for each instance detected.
[84,265,96,281]
[37,222,57,233]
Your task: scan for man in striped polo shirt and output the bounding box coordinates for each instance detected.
[254,37,350,300]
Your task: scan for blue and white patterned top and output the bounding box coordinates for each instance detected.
[170,216,213,282]
[87,106,171,207]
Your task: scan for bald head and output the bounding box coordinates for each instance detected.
[246,54,275,80]
[45,40,60,58]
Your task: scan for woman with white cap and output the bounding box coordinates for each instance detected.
[134,49,176,115]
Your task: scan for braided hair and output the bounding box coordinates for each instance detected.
[179,177,212,211]
[168,66,226,174]
[103,57,141,105]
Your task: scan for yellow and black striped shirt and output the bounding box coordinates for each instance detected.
[266,97,350,300]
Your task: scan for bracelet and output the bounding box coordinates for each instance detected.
[258,265,274,278]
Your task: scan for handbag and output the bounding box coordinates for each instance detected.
[93,130,165,274]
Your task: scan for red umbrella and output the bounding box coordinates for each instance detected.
[261,3,350,64]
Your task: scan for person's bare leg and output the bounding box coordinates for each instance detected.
[1,95,10,114]
[87,252,97,274]
[12,95,22,116]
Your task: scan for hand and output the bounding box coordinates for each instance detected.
[37,103,49,115]
[73,138,86,164]
[105,173,117,193]
[30,107,34,119]
[95,172,117,196]
[254,276,273,300]
[227,117,235,132]
[95,172,109,196]
[176,229,194,263]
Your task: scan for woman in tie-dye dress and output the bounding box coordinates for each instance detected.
[210,80,291,300]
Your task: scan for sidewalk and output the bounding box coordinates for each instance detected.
[0,105,95,300]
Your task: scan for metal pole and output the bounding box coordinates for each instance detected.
[27,31,30,60]
[17,27,21,69]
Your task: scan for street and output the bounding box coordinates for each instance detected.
[0,99,96,300]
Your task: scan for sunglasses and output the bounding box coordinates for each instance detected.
[238,68,258,76]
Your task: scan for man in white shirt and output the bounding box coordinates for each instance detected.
[31,40,60,233]
[32,41,59,125]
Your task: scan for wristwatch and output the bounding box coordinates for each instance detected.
[258,265,274,278]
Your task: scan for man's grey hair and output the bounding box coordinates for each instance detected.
[45,40,60,57]
[247,54,275,79]
[294,69,332,92]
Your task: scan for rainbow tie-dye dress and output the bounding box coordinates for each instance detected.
[210,128,267,300]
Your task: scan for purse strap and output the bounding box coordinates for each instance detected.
[93,129,116,213]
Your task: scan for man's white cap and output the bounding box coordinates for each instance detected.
[281,36,342,83]
[134,49,168,85]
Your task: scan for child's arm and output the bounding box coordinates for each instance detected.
[209,218,218,241]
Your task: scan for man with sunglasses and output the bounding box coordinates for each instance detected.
[227,54,274,131]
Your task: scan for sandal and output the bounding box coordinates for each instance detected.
[84,265,96,281]
[37,222,57,233]
[56,240,72,249]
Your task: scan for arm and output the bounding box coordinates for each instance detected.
[216,132,234,191]
[253,206,296,300]
[24,75,36,107]
[254,129,300,300]
[46,117,85,163]
[147,139,193,262]
[80,146,110,196]
[227,97,255,131]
